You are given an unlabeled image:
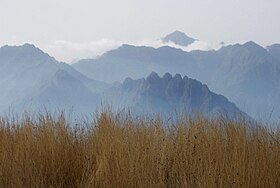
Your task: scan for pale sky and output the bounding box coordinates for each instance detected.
[0,0,280,62]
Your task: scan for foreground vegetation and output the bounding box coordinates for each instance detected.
[0,112,279,187]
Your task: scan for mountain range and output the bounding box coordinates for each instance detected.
[1,31,279,122]
[0,41,246,119]
[103,72,243,118]
[73,31,280,122]
[0,44,108,114]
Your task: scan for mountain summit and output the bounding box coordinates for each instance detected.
[0,44,108,114]
[162,31,196,46]
[105,72,244,118]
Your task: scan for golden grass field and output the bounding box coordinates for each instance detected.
[0,111,279,187]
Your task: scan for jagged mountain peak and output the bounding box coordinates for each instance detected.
[162,72,172,81]
[174,73,183,80]
[146,73,184,84]
[108,72,244,118]
[147,72,160,79]
[123,77,134,85]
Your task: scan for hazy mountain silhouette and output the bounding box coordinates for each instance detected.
[162,31,196,46]
[0,44,108,114]
[0,42,253,120]
[209,41,280,121]
[104,72,245,118]
[73,44,198,83]
[1,35,279,121]
[73,36,280,121]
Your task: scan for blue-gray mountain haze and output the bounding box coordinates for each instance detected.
[103,72,243,118]
[0,40,245,120]
[74,32,280,122]
[0,44,108,114]
[0,31,279,122]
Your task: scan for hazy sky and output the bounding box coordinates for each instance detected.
[1,0,280,62]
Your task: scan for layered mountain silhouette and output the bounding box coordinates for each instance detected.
[73,44,198,83]
[162,30,196,46]
[104,72,244,118]
[73,32,280,121]
[210,42,280,120]
[0,43,244,119]
[0,44,108,114]
[1,32,279,122]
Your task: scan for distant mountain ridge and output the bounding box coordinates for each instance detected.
[0,44,108,114]
[0,43,245,120]
[2,33,279,122]
[73,35,280,122]
[104,72,244,118]
[73,44,198,83]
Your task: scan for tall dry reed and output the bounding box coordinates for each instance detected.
[0,112,279,187]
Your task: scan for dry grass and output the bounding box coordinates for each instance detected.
[0,111,279,188]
